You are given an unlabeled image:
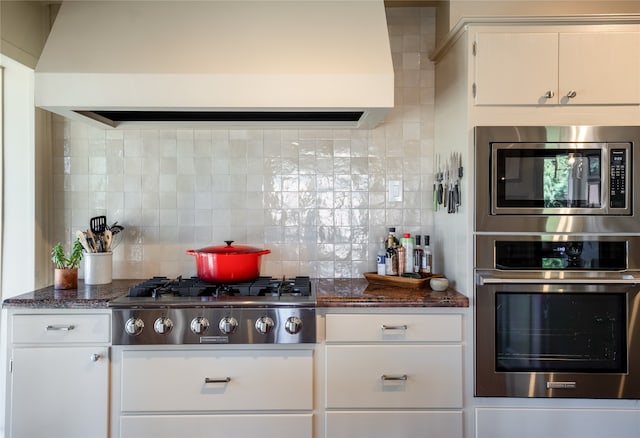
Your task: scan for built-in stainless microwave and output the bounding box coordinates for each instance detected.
[475,126,640,233]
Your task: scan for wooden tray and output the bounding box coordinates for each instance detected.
[363,272,441,289]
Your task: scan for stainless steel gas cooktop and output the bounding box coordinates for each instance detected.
[109,276,316,345]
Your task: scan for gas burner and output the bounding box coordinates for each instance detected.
[282,277,307,297]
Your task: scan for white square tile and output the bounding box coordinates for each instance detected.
[158,192,177,209]
[123,175,142,192]
[123,131,143,156]
[142,175,160,192]
[123,157,142,175]
[142,192,160,209]
[89,175,107,192]
[159,209,178,226]
[124,192,143,209]
[106,156,124,174]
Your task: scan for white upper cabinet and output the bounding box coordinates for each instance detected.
[474,29,640,105]
[559,32,640,104]
[475,32,559,105]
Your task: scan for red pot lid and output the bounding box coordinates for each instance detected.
[193,241,270,255]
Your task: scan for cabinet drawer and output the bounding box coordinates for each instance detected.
[12,313,110,344]
[326,411,462,438]
[325,313,462,343]
[326,345,462,408]
[121,349,313,412]
[475,408,640,438]
[120,414,312,438]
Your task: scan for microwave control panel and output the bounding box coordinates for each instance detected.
[610,148,627,209]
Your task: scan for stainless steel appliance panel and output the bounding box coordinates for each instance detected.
[474,234,640,399]
[112,307,316,345]
[475,280,640,399]
[476,234,640,272]
[475,126,640,233]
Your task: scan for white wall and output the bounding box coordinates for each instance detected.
[1,55,36,299]
[0,53,38,438]
[0,0,52,69]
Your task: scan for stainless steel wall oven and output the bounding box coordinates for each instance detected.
[475,234,640,399]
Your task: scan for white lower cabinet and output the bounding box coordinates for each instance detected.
[324,312,464,438]
[6,310,110,438]
[112,347,314,438]
[120,414,312,437]
[476,408,640,438]
[326,411,462,438]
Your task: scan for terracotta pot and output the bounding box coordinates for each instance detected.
[54,268,78,290]
[186,241,270,283]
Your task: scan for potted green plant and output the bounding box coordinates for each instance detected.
[51,239,84,289]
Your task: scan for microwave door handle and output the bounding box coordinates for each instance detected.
[477,274,639,286]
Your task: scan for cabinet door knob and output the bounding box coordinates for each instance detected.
[544,90,555,98]
[90,354,101,362]
[566,90,577,98]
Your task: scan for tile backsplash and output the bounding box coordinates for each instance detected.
[51,8,436,279]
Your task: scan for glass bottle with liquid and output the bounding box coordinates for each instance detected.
[422,235,433,274]
[376,240,387,275]
[397,244,406,275]
[400,233,414,273]
[384,227,400,275]
[413,235,424,274]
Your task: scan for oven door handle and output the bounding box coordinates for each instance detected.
[477,274,639,286]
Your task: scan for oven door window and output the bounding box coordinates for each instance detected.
[495,292,626,373]
[495,147,602,209]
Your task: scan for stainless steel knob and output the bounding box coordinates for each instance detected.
[544,90,555,98]
[90,354,102,362]
[190,316,210,335]
[255,316,275,335]
[153,316,173,334]
[285,316,303,334]
[566,90,577,98]
[218,316,238,335]
[124,317,145,336]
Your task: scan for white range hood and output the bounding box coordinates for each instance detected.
[35,0,394,129]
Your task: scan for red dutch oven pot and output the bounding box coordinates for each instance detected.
[186,241,271,283]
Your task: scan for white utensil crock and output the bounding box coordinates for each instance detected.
[84,252,112,285]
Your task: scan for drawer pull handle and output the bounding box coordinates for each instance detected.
[45,325,75,331]
[381,374,408,381]
[204,377,231,384]
[381,324,408,331]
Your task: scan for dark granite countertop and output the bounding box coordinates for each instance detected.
[2,279,141,309]
[3,278,469,309]
[315,278,469,308]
